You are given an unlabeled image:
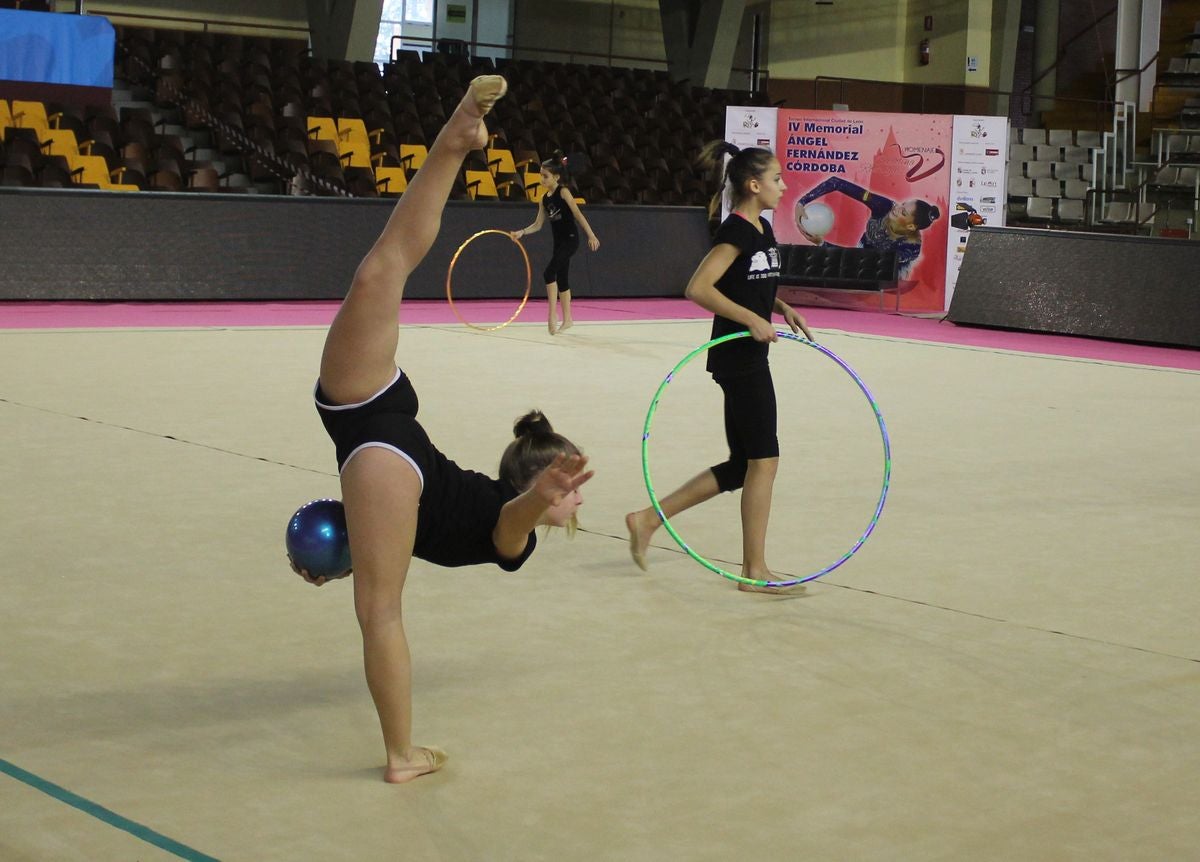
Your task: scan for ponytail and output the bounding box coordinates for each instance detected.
[542,150,586,192]
[695,140,776,219]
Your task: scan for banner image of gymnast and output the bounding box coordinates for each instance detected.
[945,115,1009,308]
[775,110,952,313]
[723,106,778,223]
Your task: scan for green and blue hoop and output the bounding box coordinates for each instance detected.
[641,331,892,589]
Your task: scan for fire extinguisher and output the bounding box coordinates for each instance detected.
[919,38,930,66]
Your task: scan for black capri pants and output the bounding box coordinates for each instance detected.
[543,233,580,291]
[710,366,779,493]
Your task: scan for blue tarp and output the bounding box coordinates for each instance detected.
[0,10,113,87]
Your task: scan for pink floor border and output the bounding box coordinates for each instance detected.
[1,298,1197,371]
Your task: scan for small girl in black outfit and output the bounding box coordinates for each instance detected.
[291,77,594,783]
[624,142,812,593]
[512,152,600,334]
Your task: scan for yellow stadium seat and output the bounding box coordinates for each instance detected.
[66,153,111,186]
[11,100,50,136]
[66,153,139,191]
[42,128,79,158]
[306,116,339,142]
[524,171,544,202]
[399,144,427,175]
[0,100,13,136]
[464,169,498,200]
[375,166,407,196]
[486,147,517,176]
[336,118,372,168]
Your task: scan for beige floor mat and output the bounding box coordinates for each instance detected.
[2,320,1198,861]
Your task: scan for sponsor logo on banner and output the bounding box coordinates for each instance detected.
[946,115,1009,309]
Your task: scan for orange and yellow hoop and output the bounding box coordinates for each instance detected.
[445,229,532,331]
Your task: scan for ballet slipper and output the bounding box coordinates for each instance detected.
[384,746,448,784]
[461,75,507,119]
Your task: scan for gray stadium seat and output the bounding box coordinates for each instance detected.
[1007,175,1034,197]
[1056,199,1085,223]
[1026,197,1054,220]
[1024,160,1053,179]
[1008,143,1035,163]
[1062,179,1090,200]
[1034,178,1062,198]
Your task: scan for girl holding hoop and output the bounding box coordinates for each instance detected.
[511,152,600,335]
[625,142,812,593]
[294,76,593,783]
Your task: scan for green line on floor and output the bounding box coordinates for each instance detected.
[0,757,220,861]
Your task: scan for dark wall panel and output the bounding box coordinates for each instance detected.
[948,226,1200,349]
[0,189,711,301]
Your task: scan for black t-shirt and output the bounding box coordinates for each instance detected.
[706,213,780,378]
[542,186,578,244]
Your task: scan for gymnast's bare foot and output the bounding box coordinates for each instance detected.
[384,746,448,784]
[444,75,507,152]
[625,510,655,571]
[559,318,573,332]
[737,569,806,595]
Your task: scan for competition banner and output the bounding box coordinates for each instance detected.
[774,110,952,313]
[946,115,1009,307]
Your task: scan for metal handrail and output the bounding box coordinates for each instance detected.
[85,7,309,38]
[811,75,1115,123]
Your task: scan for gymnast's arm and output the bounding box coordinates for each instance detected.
[492,454,594,559]
[685,243,776,343]
[512,203,545,239]
[800,177,893,219]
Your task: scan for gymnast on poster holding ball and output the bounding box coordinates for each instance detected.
[794,178,941,278]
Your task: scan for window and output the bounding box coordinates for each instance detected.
[374,0,433,66]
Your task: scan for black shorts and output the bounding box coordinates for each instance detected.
[717,366,779,462]
[314,368,432,488]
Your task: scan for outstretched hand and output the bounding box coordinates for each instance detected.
[533,453,594,507]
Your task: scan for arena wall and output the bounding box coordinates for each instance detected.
[0,188,710,301]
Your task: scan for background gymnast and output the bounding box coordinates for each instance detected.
[625,142,812,593]
[293,75,593,783]
[511,151,600,335]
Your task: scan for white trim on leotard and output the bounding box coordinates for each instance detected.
[340,442,424,490]
[313,367,403,410]
[315,368,424,489]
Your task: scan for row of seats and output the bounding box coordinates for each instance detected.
[1013,160,1094,182]
[1,100,139,190]
[112,23,754,205]
[1007,175,1090,200]
[1008,143,1095,165]
[1008,127,1103,149]
[1009,196,1085,225]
